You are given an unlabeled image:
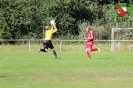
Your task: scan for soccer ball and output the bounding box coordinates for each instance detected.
[50,20,55,24]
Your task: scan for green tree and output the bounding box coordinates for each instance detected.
[0,0,133,40]
[0,0,44,39]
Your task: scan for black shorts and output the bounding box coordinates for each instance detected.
[43,40,54,49]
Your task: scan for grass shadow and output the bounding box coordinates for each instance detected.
[97,58,113,59]
[0,76,6,77]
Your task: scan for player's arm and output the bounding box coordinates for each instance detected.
[87,36,93,40]
[52,23,57,30]
[88,31,94,40]
[85,32,94,41]
[84,36,92,41]
[51,23,57,33]
[84,37,93,42]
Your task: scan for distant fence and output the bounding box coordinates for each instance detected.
[0,39,133,52]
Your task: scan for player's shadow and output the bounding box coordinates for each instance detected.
[0,76,6,78]
[97,58,112,59]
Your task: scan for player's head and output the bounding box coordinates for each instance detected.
[45,26,50,30]
[86,27,91,32]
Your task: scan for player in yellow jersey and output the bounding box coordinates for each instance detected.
[38,22,59,59]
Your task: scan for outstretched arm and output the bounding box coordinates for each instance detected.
[53,23,57,30]
[50,23,57,33]
[51,23,57,30]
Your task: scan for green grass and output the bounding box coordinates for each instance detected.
[0,51,133,88]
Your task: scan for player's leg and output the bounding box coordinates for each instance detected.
[48,40,59,58]
[91,48,100,51]
[91,44,100,51]
[85,48,91,59]
[91,48,98,51]
[85,44,92,59]
[39,41,48,52]
[52,48,58,58]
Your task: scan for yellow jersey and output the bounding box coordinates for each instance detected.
[44,28,57,40]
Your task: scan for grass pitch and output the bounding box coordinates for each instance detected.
[0,51,133,88]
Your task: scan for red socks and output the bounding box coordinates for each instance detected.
[86,48,98,59]
[91,48,98,51]
[86,52,91,59]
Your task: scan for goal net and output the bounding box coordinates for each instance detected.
[111,28,133,52]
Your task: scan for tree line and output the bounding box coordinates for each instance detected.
[0,0,133,40]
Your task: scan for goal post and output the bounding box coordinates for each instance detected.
[111,28,133,52]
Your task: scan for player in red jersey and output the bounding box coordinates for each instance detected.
[85,27,100,59]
